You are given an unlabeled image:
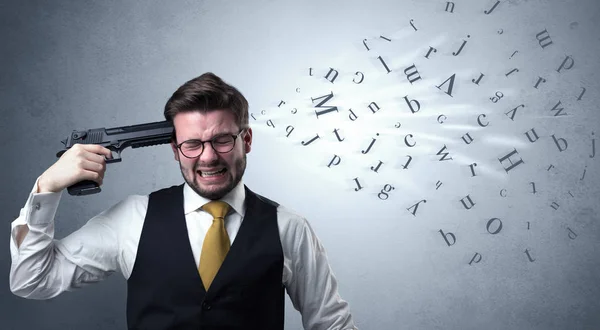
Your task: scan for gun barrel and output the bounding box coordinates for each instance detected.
[105,120,173,135]
[65,121,173,148]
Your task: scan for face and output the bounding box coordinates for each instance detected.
[170,110,252,200]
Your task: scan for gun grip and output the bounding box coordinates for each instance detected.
[67,180,101,196]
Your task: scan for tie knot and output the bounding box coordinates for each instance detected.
[202,200,230,219]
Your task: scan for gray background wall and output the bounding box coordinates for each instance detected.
[2,0,599,329]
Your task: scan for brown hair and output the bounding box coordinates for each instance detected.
[164,72,249,141]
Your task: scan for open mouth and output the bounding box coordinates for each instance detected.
[198,168,227,178]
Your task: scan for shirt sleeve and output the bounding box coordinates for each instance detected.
[284,216,358,330]
[9,177,121,299]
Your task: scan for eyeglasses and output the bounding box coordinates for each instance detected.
[175,129,245,159]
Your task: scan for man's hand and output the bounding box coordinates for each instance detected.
[37,144,113,194]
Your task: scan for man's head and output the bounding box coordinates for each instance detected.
[164,72,252,200]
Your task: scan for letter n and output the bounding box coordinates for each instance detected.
[324,68,339,83]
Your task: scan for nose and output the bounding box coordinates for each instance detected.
[198,142,219,163]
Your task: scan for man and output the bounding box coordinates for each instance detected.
[9,72,358,329]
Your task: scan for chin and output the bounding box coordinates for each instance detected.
[191,174,235,200]
[192,184,228,200]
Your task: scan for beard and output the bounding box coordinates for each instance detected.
[180,153,246,200]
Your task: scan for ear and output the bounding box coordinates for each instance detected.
[243,127,253,153]
[170,142,180,161]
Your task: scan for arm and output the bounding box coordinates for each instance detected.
[11,143,111,251]
[9,177,121,299]
[9,144,118,299]
[285,218,358,330]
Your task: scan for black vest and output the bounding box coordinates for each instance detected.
[126,184,285,330]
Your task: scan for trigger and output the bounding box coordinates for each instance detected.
[106,149,122,163]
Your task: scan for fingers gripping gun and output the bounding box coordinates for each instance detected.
[56,121,174,196]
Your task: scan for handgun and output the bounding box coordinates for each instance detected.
[56,120,174,196]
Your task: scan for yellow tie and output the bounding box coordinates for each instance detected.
[199,201,231,291]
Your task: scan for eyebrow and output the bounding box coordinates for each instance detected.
[182,132,236,141]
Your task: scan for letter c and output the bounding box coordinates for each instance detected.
[477,114,489,127]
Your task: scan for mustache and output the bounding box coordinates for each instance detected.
[195,161,227,170]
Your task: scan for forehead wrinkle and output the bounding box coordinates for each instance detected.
[174,110,238,141]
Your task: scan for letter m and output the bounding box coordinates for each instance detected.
[312,92,339,118]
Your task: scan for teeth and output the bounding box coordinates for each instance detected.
[201,169,225,176]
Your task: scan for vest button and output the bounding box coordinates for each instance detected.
[202,302,212,310]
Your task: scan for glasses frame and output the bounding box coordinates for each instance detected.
[175,128,246,159]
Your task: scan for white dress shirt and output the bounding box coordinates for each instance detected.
[9,177,358,330]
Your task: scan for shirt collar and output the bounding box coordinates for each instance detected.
[183,179,246,217]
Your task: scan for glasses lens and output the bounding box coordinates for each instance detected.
[181,140,204,158]
[212,135,235,153]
